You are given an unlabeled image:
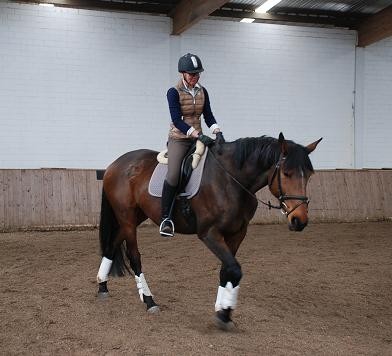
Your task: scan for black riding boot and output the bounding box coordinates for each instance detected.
[159,180,177,237]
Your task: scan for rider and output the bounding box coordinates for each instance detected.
[159,53,225,237]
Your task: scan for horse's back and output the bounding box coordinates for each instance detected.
[103,149,158,189]
[105,149,156,174]
[109,149,158,167]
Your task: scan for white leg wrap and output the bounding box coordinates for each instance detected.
[215,282,240,312]
[215,286,225,312]
[97,257,113,283]
[135,273,152,302]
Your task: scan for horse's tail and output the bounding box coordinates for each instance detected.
[99,188,131,277]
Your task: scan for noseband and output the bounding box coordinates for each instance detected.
[269,155,309,216]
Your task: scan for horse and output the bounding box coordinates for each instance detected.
[96,132,322,329]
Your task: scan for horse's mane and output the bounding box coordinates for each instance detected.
[233,135,314,173]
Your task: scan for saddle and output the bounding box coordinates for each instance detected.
[148,142,208,199]
[156,140,206,170]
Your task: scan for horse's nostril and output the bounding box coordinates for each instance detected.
[291,217,307,231]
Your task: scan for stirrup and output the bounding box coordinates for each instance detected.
[159,218,174,237]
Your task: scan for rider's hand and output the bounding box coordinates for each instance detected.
[197,134,214,147]
[190,130,200,138]
[215,132,225,145]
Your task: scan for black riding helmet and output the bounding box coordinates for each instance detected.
[178,53,204,74]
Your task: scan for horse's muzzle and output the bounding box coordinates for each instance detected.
[289,217,308,231]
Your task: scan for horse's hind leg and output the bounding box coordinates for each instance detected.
[97,233,124,299]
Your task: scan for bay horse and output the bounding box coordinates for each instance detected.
[96,132,322,329]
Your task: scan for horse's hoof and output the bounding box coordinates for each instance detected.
[160,233,174,239]
[215,316,235,331]
[147,305,160,314]
[97,291,109,300]
[215,310,236,331]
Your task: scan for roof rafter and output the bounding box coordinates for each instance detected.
[170,0,230,35]
[357,5,392,47]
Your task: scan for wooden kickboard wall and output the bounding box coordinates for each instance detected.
[0,169,391,231]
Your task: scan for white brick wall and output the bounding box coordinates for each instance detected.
[355,37,392,168]
[180,21,356,169]
[0,1,390,169]
[0,2,172,168]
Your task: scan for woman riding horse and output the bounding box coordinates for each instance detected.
[96,132,322,329]
[160,53,225,237]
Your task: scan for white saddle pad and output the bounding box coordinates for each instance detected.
[148,147,209,199]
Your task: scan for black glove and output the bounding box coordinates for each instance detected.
[197,134,214,147]
[215,132,225,145]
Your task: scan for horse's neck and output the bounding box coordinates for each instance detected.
[213,145,271,193]
[243,157,271,193]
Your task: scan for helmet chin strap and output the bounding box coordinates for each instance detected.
[182,73,191,87]
[182,73,198,88]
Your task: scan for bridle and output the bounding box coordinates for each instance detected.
[268,154,310,216]
[209,150,309,217]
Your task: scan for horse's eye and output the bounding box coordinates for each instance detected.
[283,172,291,178]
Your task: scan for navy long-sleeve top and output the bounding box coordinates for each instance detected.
[167,86,217,135]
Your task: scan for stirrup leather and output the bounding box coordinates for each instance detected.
[159,218,175,237]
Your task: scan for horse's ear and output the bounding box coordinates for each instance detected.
[278,132,288,156]
[306,137,323,154]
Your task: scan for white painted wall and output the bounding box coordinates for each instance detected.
[180,21,356,169]
[0,1,390,169]
[0,2,172,168]
[355,37,392,168]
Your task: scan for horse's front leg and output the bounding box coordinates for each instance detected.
[201,227,242,330]
[124,225,160,314]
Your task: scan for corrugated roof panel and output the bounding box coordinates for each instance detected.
[228,0,265,6]
[228,0,392,15]
[274,0,392,14]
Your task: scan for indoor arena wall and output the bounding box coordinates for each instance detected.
[0,169,391,231]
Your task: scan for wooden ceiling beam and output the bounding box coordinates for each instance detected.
[357,5,392,47]
[14,0,173,14]
[170,0,230,35]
